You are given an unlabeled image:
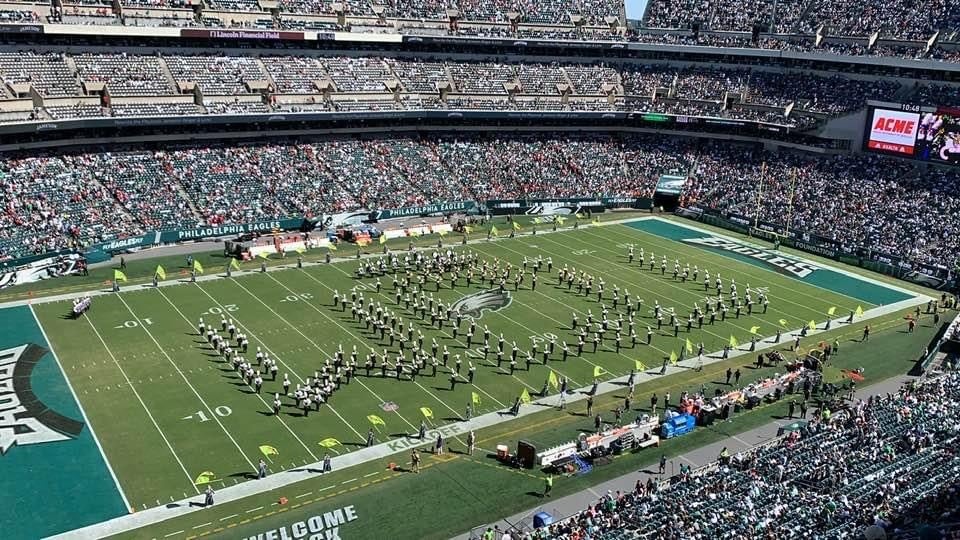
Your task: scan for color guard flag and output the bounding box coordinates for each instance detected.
[114,269,127,282]
[419,407,433,419]
[366,415,386,427]
[328,242,337,251]
[635,360,647,371]
[778,319,788,327]
[230,258,241,270]
[318,438,341,448]
[380,234,387,244]
[295,246,306,254]
[194,471,216,485]
[193,259,204,274]
[465,226,474,234]
[258,251,270,259]
[669,350,678,364]
[592,217,600,226]
[519,388,531,404]
[808,320,817,331]
[438,229,448,237]
[512,221,521,231]
[471,391,481,405]
[685,338,693,354]
[729,335,739,348]
[827,306,836,316]
[575,213,584,219]
[490,225,499,237]
[593,365,605,378]
[155,265,166,280]
[750,326,761,335]
[259,445,279,458]
[555,216,566,225]
[548,370,559,389]
[533,218,542,224]
[855,305,864,317]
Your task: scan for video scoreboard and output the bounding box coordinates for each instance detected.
[864,103,960,166]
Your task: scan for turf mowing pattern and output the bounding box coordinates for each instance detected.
[11,217,931,538]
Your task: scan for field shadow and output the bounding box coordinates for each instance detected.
[525,491,544,499]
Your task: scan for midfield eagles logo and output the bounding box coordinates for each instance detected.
[0,344,85,454]
[452,289,513,319]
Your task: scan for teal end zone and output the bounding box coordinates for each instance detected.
[0,305,126,539]
[627,220,913,306]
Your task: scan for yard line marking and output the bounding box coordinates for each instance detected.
[245,506,263,513]
[363,471,379,478]
[186,283,364,444]
[341,478,357,484]
[231,275,419,432]
[115,294,256,470]
[219,514,238,522]
[155,287,319,461]
[192,523,211,530]
[295,492,312,498]
[318,485,335,492]
[163,531,184,538]
[51,306,200,502]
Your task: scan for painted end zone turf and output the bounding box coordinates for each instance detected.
[628,219,914,306]
[0,305,127,538]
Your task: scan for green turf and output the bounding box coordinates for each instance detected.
[114,309,942,540]
[18,216,941,537]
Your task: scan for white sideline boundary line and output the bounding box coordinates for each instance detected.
[29,305,134,513]
[80,308,199,495]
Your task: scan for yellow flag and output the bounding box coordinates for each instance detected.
[827,306,836,316]
[438,229,448,237]
[490,225,499,237]
[575,213,584,219]
[778,319,788,327]
[419,407,433,419]
[808,320,817,331]
[669,350,678,364]
[295,246,306,254]
[533,218,542,224]
[328,242,337,251]
[194,471,216,485]
[592,217,600,226]
[471,391,481,405]
[230,258,240,270]
[855,305,864,317]
[512,221,521,231]
[409,230,420,238]
[357,239,370,247]
[114,269,127,282]
[379,234,387,245]
[155,265,166,280]
[750,326,760,335]
[519,388,531,404]
[366,414,386,427]
[729,335,739,348]
[258,251,270,260]
[193,259,204,274]
[318,438,341,448]
[556,216,566,224]
[548,370,559,389]
[259,445,279,457]
[635,360,647,371]
[593,365,604,378]
[685,338,693,354]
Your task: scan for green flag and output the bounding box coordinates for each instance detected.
[114,269,127,283]
[193,259,204,274]
[155,265,166,280]
[471,391,481,405]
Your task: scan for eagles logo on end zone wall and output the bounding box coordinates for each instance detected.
[0,343,85,454]
[451,290,513,319]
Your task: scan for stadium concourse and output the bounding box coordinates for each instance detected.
[3,135,960,272]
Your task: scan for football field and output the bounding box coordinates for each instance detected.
[4,216,930,539]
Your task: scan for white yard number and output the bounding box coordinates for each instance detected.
[571,249,596,256]
[281,293,314,302]
[187,406,232,422]
[115,318,152,329]
[530,332,559,347]
[616,243,635,250]
[206,305,239,315]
